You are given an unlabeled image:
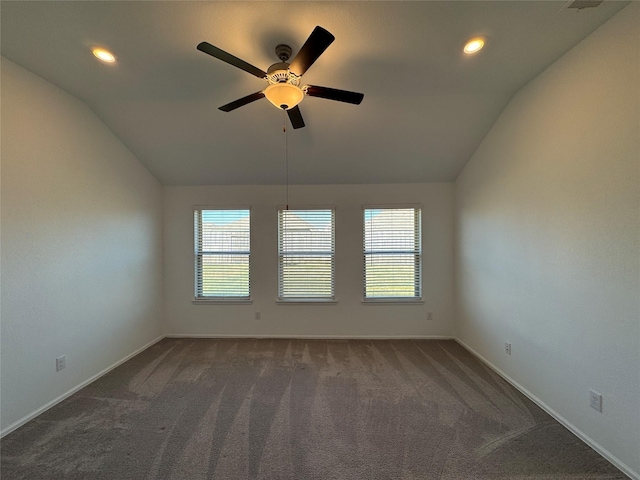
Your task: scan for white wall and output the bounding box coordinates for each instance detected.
[0,58,164,433]
[454,4,639,477]
[164,183,454,337]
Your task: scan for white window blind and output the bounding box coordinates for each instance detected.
[194,209,250,299]
[363,207,422,299]
[278,208,335,300]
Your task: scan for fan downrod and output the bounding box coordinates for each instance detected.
[275,44,292,62]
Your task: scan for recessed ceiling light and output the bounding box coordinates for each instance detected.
[463,37,485,55]
[92,47,116,63]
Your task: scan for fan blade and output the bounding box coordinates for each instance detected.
[305,85,364,105]
[287,106,305,129]
[289,26,335,76]
[219,91,265,112]
[197,42,266,78]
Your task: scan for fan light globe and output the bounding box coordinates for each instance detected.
[264,83,304,110]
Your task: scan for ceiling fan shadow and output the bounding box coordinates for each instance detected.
[257,29,299,62]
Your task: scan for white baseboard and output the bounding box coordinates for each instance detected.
[454,338,639,480]
[0,335,165,438]
[164,334,455,340]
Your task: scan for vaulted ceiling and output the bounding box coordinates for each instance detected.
[1,1,628,185]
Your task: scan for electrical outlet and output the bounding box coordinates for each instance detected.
[427,312,433,321]
[589,390,602,412]
[505,342,512,355]
[255,311,261,320]
[56,355,66,371]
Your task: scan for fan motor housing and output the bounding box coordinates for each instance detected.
[267,62,290,77]
[267,62,301,87]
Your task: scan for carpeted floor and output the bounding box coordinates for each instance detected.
[1,338,628,479]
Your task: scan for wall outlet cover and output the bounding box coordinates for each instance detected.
[56,355,66,371]
[589,390,602,412]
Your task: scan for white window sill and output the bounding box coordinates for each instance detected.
[361,298,424,305]
[277,299,337,305]
[192,298,253,305]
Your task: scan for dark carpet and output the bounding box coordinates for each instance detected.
[1,338,628,479]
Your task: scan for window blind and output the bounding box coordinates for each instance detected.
[363,207,422,299]
[278,209,335,300]
[194,209,250,299]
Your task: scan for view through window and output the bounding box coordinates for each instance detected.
[278,208,335,300]
[194,209,250,299]
[363,207,422,299]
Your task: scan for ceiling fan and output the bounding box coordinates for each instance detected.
[197,26,364,129]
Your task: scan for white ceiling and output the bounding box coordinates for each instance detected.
[1,1,628,186]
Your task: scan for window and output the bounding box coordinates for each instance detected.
[194,208,250,300]
[363,207,422,300]
[278,208,335,301]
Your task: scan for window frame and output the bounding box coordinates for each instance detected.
[362,204,423,304]
[277,206,337,304]
[193,206,252,304]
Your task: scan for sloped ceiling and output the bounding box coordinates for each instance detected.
[0,1,628,185]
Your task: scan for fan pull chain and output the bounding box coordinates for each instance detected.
[283,108,289,210]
